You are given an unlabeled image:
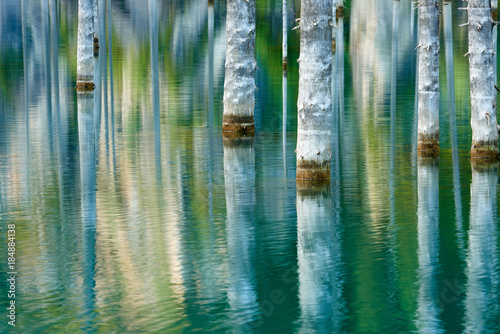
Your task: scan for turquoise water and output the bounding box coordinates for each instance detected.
[1,0,500,332]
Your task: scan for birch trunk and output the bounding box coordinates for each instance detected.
[296,0,333,180]
[222,0,256,133]
[468,0,499,158]
[417,0,440,152]
[77,0,95,90]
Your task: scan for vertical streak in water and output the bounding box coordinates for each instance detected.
[282,0,288,180]
[296,182,345,332]
[78,91,97,329]
[390,0,399,157]
[331,0,339,184]
[444,0,465,255]
[150,0,161,179]
[223,136,258,330]
[42,0,54,157]
[465,161,499,333]
[22,0,31,205]
[415,156,443,333]
[208,0,214,129]
[99,0,108,163]
[107,0,116,170]
[412,3,420,160]
[337,6,344,120]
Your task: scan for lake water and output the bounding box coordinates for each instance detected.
[1,0,500,332]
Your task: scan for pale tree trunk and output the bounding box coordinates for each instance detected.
[465,161,499,332]
[283,0,288,71]
[296,0,333,180]
[77,0,95,90]
[415,156,444,332]
[223,0,256,133]
[93,0,99,52]
[468,0,499,158]
[417,0,440,152]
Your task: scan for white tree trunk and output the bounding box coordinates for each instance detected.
[283,0,288,71]
[296,0,333,180]
[417,0,440,151]
[468,0,499,158]
[77,0,94,90]
[93,0,99,51]
[223,0,256,133]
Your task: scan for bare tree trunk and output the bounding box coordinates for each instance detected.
[283,0,288,71]
[417,0,439,152]
[467,0,499,158]
[93,0,99,52]
[77,0,95,90]
[222,0,256,133]
[296,0,333,180]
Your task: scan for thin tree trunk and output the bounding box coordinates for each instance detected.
[468,0,499,158]
[77,0,95,90]
[283,0,288,71]
[222,0,256,133]
[296,0,333,180]
[417,0,439,152]
[93,0,99,52]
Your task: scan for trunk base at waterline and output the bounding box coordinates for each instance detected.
[417,133,439,152]
[296,160,330,180]
[222,115,255,134]
[470,141,499,159]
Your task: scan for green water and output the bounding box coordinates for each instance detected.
[1,0,500,332]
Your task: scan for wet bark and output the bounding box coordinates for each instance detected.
[223,0,256,133]
[417,0,440,152]
[77,0,95,90]
[93,0,99,52]
[468,0,499,158]
[296,0,333,180]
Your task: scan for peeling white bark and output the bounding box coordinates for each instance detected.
[296,0,333,180]
[468,0,499,157]
[223,0,256,132]
[417,0,440,151]
[77,0,94,88]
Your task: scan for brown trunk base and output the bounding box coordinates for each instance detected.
[282,58,288,72]
[222,131,255,142]
[296,179,330,192]
[296,160,330,180]
[222,115,255,134]
[417,133,439,152]
[470,142,499,159]
[76,81,95,91]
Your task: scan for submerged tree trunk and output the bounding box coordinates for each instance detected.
[296,0,333,180]
[222,0,256,133]
[77,0,95,90]
[93,0,99,52]
[417,0,440,152]
[468,0,499,158]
